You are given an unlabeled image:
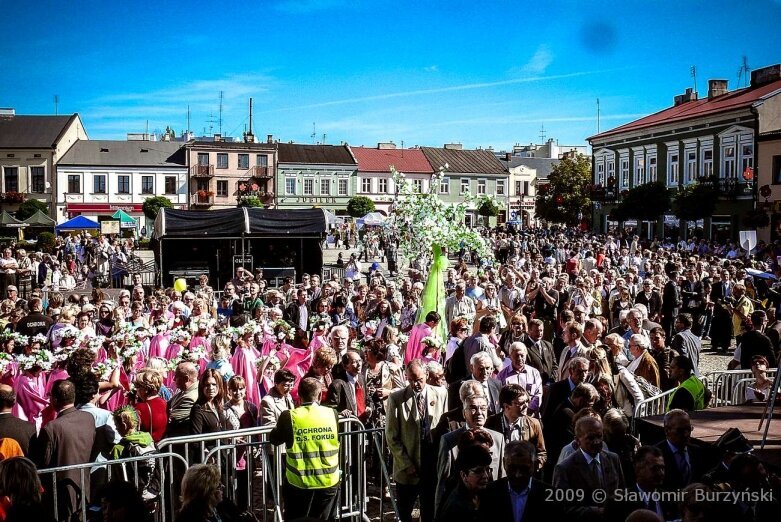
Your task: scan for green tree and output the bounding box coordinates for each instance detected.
[535,155,591,226]
[15,199,49,220]
[672,183,717,221]
[238,195,263,208]
[37,231,56,253]
[142,196,173,222]
[346,195,375,218]
[477,196,501,217]
[614,181,670,221]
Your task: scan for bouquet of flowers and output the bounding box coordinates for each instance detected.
[190,316,216,333]
[85,335,106,352]
[272,320,295,341]
[93,359,119,381]
[310,313,332,331]
[169,327,192,344]
[182,343,208,362]
[361,319,379,339]
[421,335,445,352]
[0,352,13,374]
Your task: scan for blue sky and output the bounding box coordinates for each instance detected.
[2,0,780,150]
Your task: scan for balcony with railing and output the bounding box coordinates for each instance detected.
[190,192,214,207]
[246,165,274,179]
[696,176,752,199]
[190,164,215,177]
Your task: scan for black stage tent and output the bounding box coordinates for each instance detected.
[152,208,327,288]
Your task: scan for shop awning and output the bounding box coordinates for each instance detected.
[55,215,100,233]
[111,209,138,228]
[23,210,56,227]
[0,211,26,228]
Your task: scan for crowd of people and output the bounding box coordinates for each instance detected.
[0,226,779,521]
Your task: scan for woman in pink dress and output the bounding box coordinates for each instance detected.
[13,353,53,430]
[188,316,214,374]
[164,328,191,390]
[230,323,261,407]
[148,321,170,359]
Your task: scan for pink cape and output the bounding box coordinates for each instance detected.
[189,336,210,374]
[149,333,170,359]
[13,373,49,428]
[103,366,132,411]
[231,345,261,406]
[404,322,433,365]
[164,343,183,390]
[45,368,70,396]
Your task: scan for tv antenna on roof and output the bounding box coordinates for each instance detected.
[737,56,751,88]
[539,124,546,143]
[311,122,316,144]
[54,95,59,115]
[690,65,698,95]
[218,91,224,135]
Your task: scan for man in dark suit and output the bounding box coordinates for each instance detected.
[680,269,705,335]
[0,384,35,455]
[325,349,369,422]
[541,356,590,424]
[32,379,97,518]
[164,361,199,438]
[480,440,560,521]
[606,445,675,522]
[655,409,708,491]
[553,416,625,522]
[524,318,558,385]
[283,287,309,334]
[635,280,662,323]
[662,272,682,339]
[435,394,505,514]
[543,382,599,481]
[447,351,501,414]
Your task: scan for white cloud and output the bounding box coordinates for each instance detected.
[520,45,554,75]
[424,65,439,72]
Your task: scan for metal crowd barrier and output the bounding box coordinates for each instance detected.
[632,388,676,432]
[37,452,187,522]
[703,369,777,408]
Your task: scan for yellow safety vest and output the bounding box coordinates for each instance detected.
[667,375,705,411]
[286,405,340,489]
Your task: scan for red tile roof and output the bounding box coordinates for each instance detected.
[350,146,433,173]
[589,79,781,142]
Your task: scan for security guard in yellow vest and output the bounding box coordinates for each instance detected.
[667,355,707,411]
[270,376,341,521]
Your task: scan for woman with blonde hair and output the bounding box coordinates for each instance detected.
[133,368,168,443]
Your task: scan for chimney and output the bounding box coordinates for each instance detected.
[751,64,781,86]
[0,108,15,118]
[214,133,222,142]
[377,142,396,149]
[443,143,462,150]
[244,98,255,143]
[708,79,729,99]
[267,134,273,144]
[505,152,512,161]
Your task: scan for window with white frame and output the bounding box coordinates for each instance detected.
[440,177,450,194]
[378,178,388,193]
[496,179,505,195]
[413,179,423,192]
[685,150,697,184]
[164,176,177,194]
[338,178,349,196]
[740,144,753,177]
[66,173,80,193]
[117,175,130,194]
[722,145,736,178]
[216,154,228,169]
[633,155,645,186]
[648,156,658,184]
[515,180,523,195]
[666,152,678,186]
[619,154,629,188]
[477,179,486,195]
[361,178,372,193]
[596,162,605,186]
[216,180,228,197]
[141,176,154,194]
[303,178,314,195]
[31,166,45,193]
[461,178,470,195]
[285,178,296,195]
[320,178,330,195]
[702,148,713,178]
[93,174,106,194]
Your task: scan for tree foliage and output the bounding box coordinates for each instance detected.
[15,199,49,220]
[237,195,263,208]
[535,155,591,226]
[346,196,375,218]
[477,196,501,217]
[672,183,717,221]
[142,196,173,222]
[612,181,670,221]
[37,231,56,253]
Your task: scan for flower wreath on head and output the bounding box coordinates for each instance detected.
[16,350,55,372]
[272,320,295,341]
[169,327,192,343]
[0,352,13,374]
[150,323,168,335]
[361,319,379,339]
[231,320,261,340]
[29,333,48,347]
[190,316,216,334]
[256,353,281,373]
[92,359,119,381]
[182,342,209,362]
[0,331,27,346]
[421,335,445,352]
[310,312,333,332]
[396,332,409,346]
[84,335,106,353]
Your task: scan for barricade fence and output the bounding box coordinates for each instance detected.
[41,420,397,522]
[632,388,676,433]
[703,369,777,408]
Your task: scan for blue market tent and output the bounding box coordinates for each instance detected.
[55,215,100,233]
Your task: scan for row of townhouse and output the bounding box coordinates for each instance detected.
[0,111,524,229]
[588,63,781,243]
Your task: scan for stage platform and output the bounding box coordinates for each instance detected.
[636,403,781,471]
